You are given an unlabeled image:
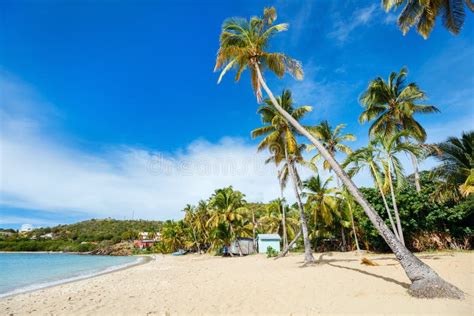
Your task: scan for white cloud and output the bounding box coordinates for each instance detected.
[329,4,379,43]
[0,117,290,220]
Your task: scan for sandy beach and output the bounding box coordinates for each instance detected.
[1,251,472,315]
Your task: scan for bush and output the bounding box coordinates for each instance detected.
[266,246,278,258]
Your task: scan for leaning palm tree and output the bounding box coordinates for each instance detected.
[215,7,462,297]
[382,0,474,38]
[360,66,439,192]
[251,89,315,264]
[430,131,474,202]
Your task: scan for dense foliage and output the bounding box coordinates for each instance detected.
[354,172,473,252]
[0,219,162,252]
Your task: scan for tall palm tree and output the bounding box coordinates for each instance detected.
[307,120,356,249]
[382,0,473,38]
[215,7,462,297]
[339,189,361,251]
[430,131,474,202]
[360,66,440,193]
[377,132,424,245]
[343,141,400,240]
[251,89,315,264]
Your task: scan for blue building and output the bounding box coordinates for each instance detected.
[257,234,281,253]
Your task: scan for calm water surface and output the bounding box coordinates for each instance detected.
[0,253,140,297]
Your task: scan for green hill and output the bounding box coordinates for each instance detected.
[0,218,163,253]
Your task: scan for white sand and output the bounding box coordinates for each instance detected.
[1,251,472,315]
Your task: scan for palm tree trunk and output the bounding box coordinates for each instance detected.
[387,159,405,245]
[280,186,288,249]
[370,164,400,240]
[403,132,422,193]
[347,201,360,251]
[340,226,347,251]
[254,64,463,298]
[275,229,302,259]
[410,152,422,192]
[284,146,315,264]
[252,209,257,251]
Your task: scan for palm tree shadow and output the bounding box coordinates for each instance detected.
[328,262,410,289]
[316,253,410,289]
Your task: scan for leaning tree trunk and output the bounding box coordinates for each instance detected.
[284,146,315,264]
[254,64,463,298]
[370,164,400,240]
[275,229,302,259]
[387,159,405,245]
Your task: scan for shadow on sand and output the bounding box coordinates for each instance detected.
[296,253,411,289]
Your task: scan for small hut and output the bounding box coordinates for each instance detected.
[229,237,256,255]
[257,234,281,253]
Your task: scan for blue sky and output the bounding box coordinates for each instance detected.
[1,0,473,229]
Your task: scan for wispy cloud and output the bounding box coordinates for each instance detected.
[328,4,379,43]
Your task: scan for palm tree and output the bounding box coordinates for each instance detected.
[343,141,400,240]
[260,199,298,240]
[251,90,315,263]
[339,189,361,251]
[378,132,424,245]
[302,175,340,250]
[308,120,355,175]
[382,0,474,38]
[183,204,201,253]
[207,186,248,255]
[360,66,439,193]
[307,120,355,249]
[430,131,474,202]
[215,7,462,297]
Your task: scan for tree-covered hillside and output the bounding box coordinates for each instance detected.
[0,218,163,252]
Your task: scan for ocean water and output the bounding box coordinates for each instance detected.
[0,253,142,297]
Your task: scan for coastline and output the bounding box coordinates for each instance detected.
[1,251,472,315]
[0,254,153,299]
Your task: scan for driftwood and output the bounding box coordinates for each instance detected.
[361,257,379,266]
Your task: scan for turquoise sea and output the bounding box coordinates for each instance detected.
[0,253,141,297]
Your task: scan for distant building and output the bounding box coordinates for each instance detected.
[19,224,33,233]
[40,233,54,239]
[229,237,256,255]
[257,234,281,253]
[133,239,156,249]
[138,232,149,240]
[0,231,13,237]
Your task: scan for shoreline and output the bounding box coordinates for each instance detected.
[0,254,153,299]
